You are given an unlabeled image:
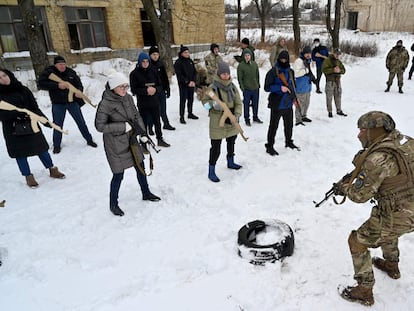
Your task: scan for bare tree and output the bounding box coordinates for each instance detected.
[326,0,342,49]
[253,0,281,43]
[292,0,301,56]
[17,0,49,84]
[237,0,241,42]
[140,0,174,75]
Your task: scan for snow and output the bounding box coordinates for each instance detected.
[1,27,414,310]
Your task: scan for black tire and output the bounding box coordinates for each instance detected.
[237,219,294,265]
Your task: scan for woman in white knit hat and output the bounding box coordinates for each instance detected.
[95,71,161,216]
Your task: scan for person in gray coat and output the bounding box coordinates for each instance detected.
[95,71,160,216]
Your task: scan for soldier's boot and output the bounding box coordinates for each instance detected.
[372,257,400,279]
[49,166,65,179]
[399,87,403,94]
[384,85,390,92]
[340,284,374,306]
[25,174,39,188]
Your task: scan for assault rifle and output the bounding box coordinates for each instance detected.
[0,100,68,135]
[313,171,353,208]
[206,89,248,142]
[48,73,97,108]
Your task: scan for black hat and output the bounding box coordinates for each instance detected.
[241,38,249,45]
[149,46,159,55]
[179,45,189,55]
[397,40,403,45]
[313,38,320,43]
[54,55,66,64]
[217,61,230,75]
[278,50,290,60]
[210,43,219,53]
[302,46,312,54]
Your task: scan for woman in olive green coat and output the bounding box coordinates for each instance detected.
[202,61,243,182]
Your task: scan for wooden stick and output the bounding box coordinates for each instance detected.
[0,100,68,135]
[206,90,248,142]
[48,73,97,108]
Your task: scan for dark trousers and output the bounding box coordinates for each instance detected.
[409,57,414,79]
[147,92,170,128]
[52,103,92,148]
[140,105,163,140]
[16,151,53,176]
[266,107,293,146]
[178,85,195,117]
[110,163,150,207]
[242,89,259,121]
[209,135,237,165]
[316,66,323,91]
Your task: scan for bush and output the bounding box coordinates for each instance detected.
[339,40,378,57]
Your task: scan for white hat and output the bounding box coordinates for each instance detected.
[107,72,129,90]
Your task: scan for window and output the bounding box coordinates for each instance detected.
[64,7,108,50]
[0,6,52,52]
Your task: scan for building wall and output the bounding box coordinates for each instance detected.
[343,0,414,32]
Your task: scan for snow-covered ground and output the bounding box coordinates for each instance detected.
[1,28,414,310]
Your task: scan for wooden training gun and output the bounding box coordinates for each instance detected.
[0,100,68,135]
[206,89,248,142]
[48,73,96,108]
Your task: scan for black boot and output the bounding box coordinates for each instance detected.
[265,143,279,156]
[399,87,403,94]
[385,85,390,92]
[180,117,186,124]
[110,204,124,216]
[285,141,300,150]
[163,123,176,130]
[143,192,161,201]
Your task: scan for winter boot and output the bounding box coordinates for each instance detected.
[163,123,176,130]
[180,117,186,124]
[208,165,220,182]
[143,192,161,201]
[265,143,279,156]
[385,85,390,92]
[110,204,124,216]
[340,284,374,306]
[157,139,170,147]
[49,166,65,179]
[285,141,300,150]
[227,155,242,170]
[399,87,403,94]
[25,174,39,188]
[372,257,400,279]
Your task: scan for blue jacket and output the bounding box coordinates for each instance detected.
[293,54,312,94]
[312,45,329,68]
[264,63,295,110]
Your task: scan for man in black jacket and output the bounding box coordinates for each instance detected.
[149,46,175,131]
[130,52,170,147]
[38,55,97,154]
[174,45,198,124]
[409,43,414,80]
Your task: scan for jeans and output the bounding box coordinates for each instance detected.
[109,163,150,207]
[242,89,259,121]
[52,102,93,148]
[16,151,53,176]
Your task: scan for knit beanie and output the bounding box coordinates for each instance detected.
[397,40,403,46]
[278,50,290,60]
[241,38,249,45]
[107,72,129,90]
[217,61,230,75]
[210,43,219,53]
[179,45,189,55]
[54,55,66,64]
[137,52,150,67]
[302,45,312,54]
[149,46,159,55]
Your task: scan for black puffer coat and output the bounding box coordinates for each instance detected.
[174,56,197,86]
[130,65,162,109]
[0,70,49,158]
[95,86,146,174]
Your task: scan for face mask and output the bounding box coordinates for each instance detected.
[313,43,320,48]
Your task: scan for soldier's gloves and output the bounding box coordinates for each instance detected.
[125,122,132,133]
[333,182,346,196]
[139,135,149,143]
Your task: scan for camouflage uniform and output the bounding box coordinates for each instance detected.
[386,43,409,88]
[204,52,223,85]
[344,126,414,288]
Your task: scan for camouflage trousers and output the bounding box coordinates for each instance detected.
[325,81,342,113]
[387,71,404,87]
[295,92,311,123]
[350,205,414,287]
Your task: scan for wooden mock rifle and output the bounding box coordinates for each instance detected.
[0,100,68,135]
[0,200,5,208]
[206,89,248,142]
[48,73,97,108]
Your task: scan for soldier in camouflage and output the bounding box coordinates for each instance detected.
[385,40,409,93]
[335,111,414,306]
[204,43,223,85]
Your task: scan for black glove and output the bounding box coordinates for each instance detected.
[333,182,346,196]
[166,89,171,98]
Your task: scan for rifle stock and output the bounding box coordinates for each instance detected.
[48,73,96,108]
[206,90,248,142]
[0,100,68,135]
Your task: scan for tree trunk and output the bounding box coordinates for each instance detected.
[292,0,301,56]
[237,0,241,42]
[261,16,266,43]
[17,0,49,87]
[141,0,174,76]
[326,0,342,49]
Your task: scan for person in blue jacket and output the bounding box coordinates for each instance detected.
[264,50,299,156]
[311,38,329,93]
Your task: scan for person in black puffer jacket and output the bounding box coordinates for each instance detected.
[0,68,65,188]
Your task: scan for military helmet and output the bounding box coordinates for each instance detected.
[357,111,395,132]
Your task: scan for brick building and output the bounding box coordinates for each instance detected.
[0,0,225,70]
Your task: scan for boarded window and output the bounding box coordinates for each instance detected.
[64,7,108,50]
